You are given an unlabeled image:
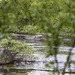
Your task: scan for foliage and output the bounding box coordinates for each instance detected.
[30,0,75,35]
[0,38,35,54]
[0,0,74,34]
[0,0,32,33]
[5,25,43,34]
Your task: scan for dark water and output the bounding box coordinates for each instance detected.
[0,34,75,75]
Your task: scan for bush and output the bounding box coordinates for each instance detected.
[0,38,35,55]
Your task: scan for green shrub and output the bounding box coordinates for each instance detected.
[0,38,35,54]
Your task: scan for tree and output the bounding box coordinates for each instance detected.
[30,0,75,75]
[0,0,32,33]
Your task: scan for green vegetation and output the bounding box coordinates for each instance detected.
[0,0,74,35]
[6,25,43,34]
[0,38,35,54]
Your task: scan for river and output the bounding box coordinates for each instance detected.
[0,34,75,75]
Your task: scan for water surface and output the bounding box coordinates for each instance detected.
[0,34,75,75]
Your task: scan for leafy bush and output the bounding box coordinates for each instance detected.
[21,25,43,34]
[0,38,35,54]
